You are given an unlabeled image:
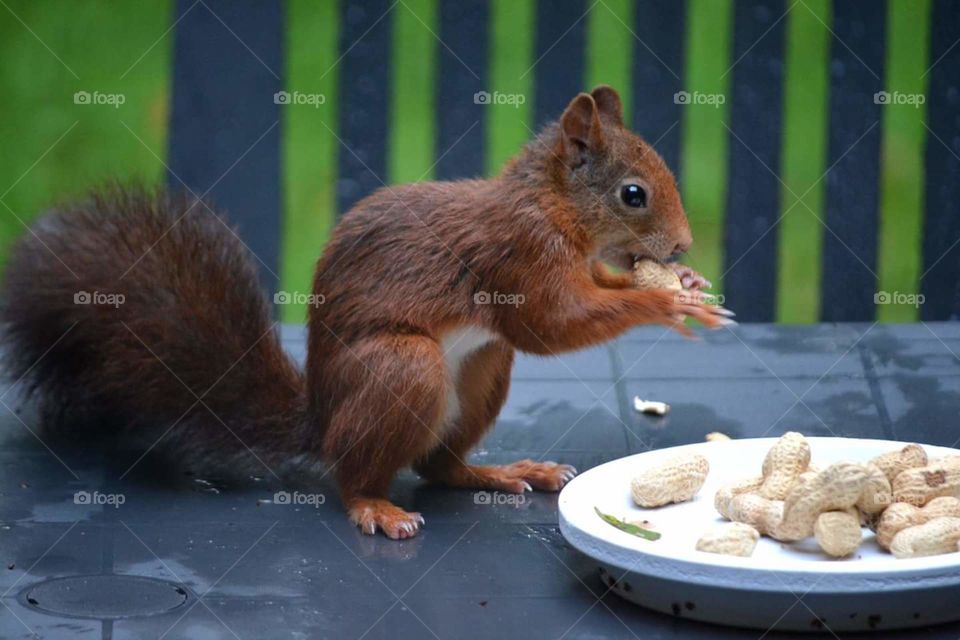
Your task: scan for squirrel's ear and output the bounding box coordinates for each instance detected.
[591,85,623,126]
[560,93,604,167]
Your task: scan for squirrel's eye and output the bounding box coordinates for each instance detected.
[620,183,647,208]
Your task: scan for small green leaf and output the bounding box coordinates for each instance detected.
[594,506,661,541]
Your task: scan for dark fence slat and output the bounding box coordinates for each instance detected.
[167,0,284,292]
[631,0,685,174]
[436,0,489,180]
[723,0,786,322]
[336,0,392,216]
[533,0,587,129]
[922,0,960,320]
[820,0,885,321]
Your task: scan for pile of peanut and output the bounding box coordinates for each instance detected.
[630,433,960,560]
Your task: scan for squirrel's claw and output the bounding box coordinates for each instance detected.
[653,288,737,337]
[681,275,712,290]
[669,263,712,290]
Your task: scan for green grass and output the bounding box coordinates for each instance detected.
[280,0,341,322]
[680,0,733,296]
[877,0,930,322]
[0,0,170,263]
[777,0,831,323]
[586,0,633,117]
[390,0,438,183]
[486,0,534,174]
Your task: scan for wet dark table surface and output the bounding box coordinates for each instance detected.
[1,323,959,639]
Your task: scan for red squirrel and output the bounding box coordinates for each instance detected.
[1,86,730,539]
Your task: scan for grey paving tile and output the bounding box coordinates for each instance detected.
[0,454,104,525]
[3,322,960,639]
[390,485,559,526]
[614,328,866,379]
[0,604,101,639]
[617,321,864,344]
[876,375,960,447]
[104,521,578,602]
[3,519,960,638]
[374,593,639,640]
[107,596,395,640]
[862,322,960,342]
[620,377,887,453]
[862,337,960,376]
[481,380,627,452]
[111,520,367,601]
[511,345,616,380]
[38,453,610,531]
[104,473,555,530]
[103,593,617,640]
[5,590,960,640]
[393,451,621,526]
[388,522,579,599]
[83,480,336,528]
[0,523,105,592]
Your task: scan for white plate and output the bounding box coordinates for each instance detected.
[558,437,960,632]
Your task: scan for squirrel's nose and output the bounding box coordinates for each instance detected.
[671,233,692,257]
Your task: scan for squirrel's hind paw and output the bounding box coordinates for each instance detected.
[348,498,424,539]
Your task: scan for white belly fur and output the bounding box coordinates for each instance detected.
[440,326,498,431]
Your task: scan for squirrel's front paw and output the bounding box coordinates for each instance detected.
[646,289,735,336]
[668,263,712,290]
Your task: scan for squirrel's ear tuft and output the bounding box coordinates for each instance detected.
[560,93,604,167]
[591,85,623,126]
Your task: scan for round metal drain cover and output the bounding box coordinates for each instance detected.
[21,574,188,619]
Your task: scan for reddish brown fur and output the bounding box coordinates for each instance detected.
[0,188,306,472]
[1,87,726,539]
[308,87,726,537]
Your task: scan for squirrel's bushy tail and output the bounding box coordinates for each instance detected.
[0,186,307,473]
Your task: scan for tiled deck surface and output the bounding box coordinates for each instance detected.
[1,323,959,639]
